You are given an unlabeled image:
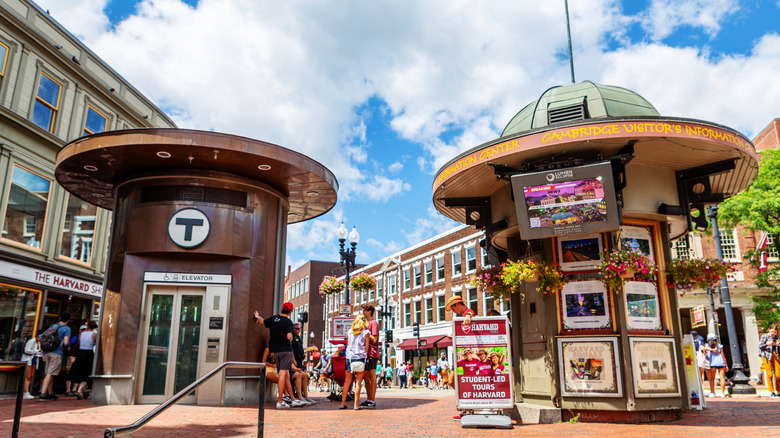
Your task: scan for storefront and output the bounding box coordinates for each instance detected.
[432,81,758,422]
[0,257,102,392]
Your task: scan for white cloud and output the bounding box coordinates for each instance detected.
[640,0,740,41]
[362,175,411,203]
[401,205,460,247]
[388,162,403,173]
[365,237,403,256]
[37,0,111,42]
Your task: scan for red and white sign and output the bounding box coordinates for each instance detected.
[452,316,514,409]
[330,316,354,340]
[0,260,103,298]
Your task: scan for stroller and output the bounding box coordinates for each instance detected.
[326,342,354,402]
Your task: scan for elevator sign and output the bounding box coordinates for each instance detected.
[168,208,210,248]
[144,272,232,284]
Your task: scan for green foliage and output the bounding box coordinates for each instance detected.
[719,149,780,235]
[743,249,780,330]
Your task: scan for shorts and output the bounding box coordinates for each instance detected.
[43,352,63,376]
[275,351,293,371]
[366,357,378,369]
[430,375,438,382]
[345,358,366,373]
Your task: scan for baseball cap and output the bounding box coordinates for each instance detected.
[462,348,473,354]
[706,333,717,340]
[445,295,465,310]
[282,302,294,312]
[79,324,87,330]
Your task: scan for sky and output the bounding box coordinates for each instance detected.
[33,0,780,271]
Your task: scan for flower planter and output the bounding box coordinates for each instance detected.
[619,269,635,279]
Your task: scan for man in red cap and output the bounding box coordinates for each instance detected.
[254,302,307,408]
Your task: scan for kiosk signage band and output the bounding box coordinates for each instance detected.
[452,316,514,409]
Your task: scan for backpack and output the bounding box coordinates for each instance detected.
[39,323,63,352]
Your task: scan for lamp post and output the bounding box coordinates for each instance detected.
[706,205,756,395]
[378,298,395,371]
[337,222,359,305]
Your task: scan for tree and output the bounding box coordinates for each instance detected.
[719,148,780,330]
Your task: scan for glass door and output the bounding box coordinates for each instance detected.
[138,286,204,404]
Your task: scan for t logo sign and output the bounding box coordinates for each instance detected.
[168,208,210,248]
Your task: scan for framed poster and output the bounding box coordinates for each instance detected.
[624,281,662,331]
[557,337,622,397]
[329,317,354,340]
[619,225,655,263]
[452,316,515,409]
[629,337,680,398]
[557,233,604,272]
[690,305,706,329]
[560,280,612,332]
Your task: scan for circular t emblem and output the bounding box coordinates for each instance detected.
[168,208,210,248]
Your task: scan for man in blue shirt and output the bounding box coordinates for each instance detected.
[40,312,71,401]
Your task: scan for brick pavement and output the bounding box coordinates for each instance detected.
[1,390,779,438]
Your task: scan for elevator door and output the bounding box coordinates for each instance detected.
[138,286,205,404]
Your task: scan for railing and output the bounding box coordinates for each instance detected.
[105,361,266,438]
[0,361,26,438]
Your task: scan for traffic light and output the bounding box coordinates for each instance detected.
[385,330,393,343]
[297,311,308,323]
[412,322,420,337]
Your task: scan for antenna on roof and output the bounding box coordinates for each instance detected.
[565,0,576,84]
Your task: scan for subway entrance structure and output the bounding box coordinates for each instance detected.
[433,81,757,422]
[55,129,337,405]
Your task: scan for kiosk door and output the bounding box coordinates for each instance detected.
[138,286,205,404]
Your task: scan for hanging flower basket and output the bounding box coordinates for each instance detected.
[468,266,511,300]
[319,276,346,296]
[500,260,566,297]
[0,286,20,301]
[536,261,565,295]
[599,249,656,292]
[350,273,377,292]
[665,257,735,294]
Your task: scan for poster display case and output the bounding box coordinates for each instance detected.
[559,280,613,333]
[624,280,663,332]
[629,337,680,398]
[557,233,604,272]
[557,337,622,397]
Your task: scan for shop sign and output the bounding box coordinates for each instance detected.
[330,317,354,340]
[690,305,706,329]
[338,304,352,316]
[0,260,102,298]
[143,272,232,284]
[452,316,514,409]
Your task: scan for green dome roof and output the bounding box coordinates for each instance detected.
[501,80,660,138]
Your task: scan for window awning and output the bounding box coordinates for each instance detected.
[396,335,452,350]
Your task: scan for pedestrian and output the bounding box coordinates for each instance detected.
[405,361,413,388]
[758,325,780,398]
[429,360,439,389]
[397,361,407,389]
[254,302,307,408]
[703,333,728,397]
[691,330,709,388]
[360,304,380,409]
[340,315,369,410]
[292,323,305,370]
[262,349,312,406]
[67,320,97,399]
[21,336,40,399]
[38,312,71,401]
[376,362,385,388]
[315,349,332,392]
[385,364,393,388]
[437,352,450,389]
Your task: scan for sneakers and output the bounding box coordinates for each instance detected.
[453,413,462,420]
[719,393,726,398]
[276,402,291,409]
[304,397,317,404]
[282,395,292,404]
[359,400,376,409]
[707,392,714,398]
[291,399,306,407]
[770,392,780,398]
[38,393,57,402]
[23,392,35,399]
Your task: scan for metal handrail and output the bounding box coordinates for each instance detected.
[105,361,266,438]
[0,361,26,438]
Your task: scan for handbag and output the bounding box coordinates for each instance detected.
[350,360,366,372]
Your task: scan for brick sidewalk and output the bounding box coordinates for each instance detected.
[1,391,779,438]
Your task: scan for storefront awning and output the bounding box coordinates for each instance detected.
[396,335,452,350]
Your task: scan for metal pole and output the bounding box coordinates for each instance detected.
[257,366,266,438]
[707,288,720,344]
[707,205,755,394]
[13,362,25,438]
[564,0,576,84]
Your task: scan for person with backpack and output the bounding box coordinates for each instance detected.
[38,312,71,401]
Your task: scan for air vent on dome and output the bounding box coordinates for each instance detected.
[140,185,247,208]
[547,96,589,125]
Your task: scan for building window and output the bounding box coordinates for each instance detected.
[500,296,510,313]
[0,42,8,82]
[766,233,779,259]
[403,269,411,290]
[719,228,740,261]
[414,301,422,324]
[84,105,108,135]
[466,247,477,272]
[452,252,462,276]
[426,297,434,323]
[481,247,490,267]
[355,290,360,304]
[483,294,494,316]
[2,165,52,249]
[436,257,445,281]
[437,295,446,321]
[376,277,383,298]
[388,274,396,295]
[424,261,433,284]
[413,265,421,288]
[466,287,478,312]
[404,303,411,326]
[32,72,62,132]
[672,235,692,260]
[59,195,98,264]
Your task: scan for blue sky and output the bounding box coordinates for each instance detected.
[35,0,780,270]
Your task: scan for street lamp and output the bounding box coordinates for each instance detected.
[337,222,359,304]
[706,205,755,395]
[378,297,395,370]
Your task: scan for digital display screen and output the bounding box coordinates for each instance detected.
[523,178,608,229]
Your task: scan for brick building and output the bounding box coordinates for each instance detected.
[283,260,342,355]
